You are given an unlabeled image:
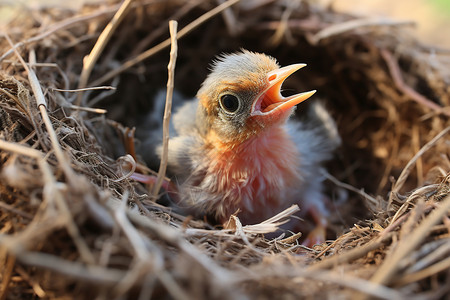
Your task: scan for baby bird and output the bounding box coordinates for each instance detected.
[142,50,340,243]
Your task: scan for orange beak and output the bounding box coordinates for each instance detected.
[251,64,316,117]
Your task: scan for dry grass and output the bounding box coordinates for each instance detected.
[0,0,449,299]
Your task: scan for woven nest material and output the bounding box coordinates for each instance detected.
[0,0,449,299]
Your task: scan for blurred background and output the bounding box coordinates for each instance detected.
[330,0,450,48]
[1,0,450,48]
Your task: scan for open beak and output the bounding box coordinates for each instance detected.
[251,64,316,116]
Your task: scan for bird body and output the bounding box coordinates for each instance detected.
[143,50,340,237]
[169,108,302,223]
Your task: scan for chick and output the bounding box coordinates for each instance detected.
[140,50,340,243]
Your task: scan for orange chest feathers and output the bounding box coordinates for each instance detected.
[202,126,302,221]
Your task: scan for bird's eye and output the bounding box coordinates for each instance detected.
[219,94,240,114]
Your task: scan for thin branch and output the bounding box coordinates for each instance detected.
[51,86,115,92]
[4,36,75,178]
[0,255,15,300]
[15,251,126,285]
[63,105,107,114]
[390,126,450,200]
[114,192,150,260]
[394,255,450,286]
[76,0,133,105]
[15,266,46,298]
[152,20,178,197]
[0,137,53,184]
[0,201,33,219]
[311,17,415,44]
[381,49,450,117]
[216,0,241,36]
[321,170,378,206]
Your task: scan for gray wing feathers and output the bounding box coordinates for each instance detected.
[135,90,197,167]
[159,98,202,178]
[287,102,340,170]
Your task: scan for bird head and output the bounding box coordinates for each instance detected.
[196,50,315,148]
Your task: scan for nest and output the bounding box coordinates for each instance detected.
[0,0,449,299]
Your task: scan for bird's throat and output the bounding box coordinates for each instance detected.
[206,126,299,162]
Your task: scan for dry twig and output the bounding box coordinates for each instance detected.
[76,0,133,106]
[381,49,450,117]
[152,20,178,197]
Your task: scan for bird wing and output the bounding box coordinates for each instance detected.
[284,101,340,215]
[286,102,340,177]
[135,90,196,169]
[171,98,199,136]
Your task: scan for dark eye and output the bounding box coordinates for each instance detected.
[219,94,240,113]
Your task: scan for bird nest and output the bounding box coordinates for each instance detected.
[0,0,449,299]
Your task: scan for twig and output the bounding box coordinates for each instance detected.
[152,20,178,197]
[389,126,450,203]
[405,239,450,273]
[3,61,59,68]
[321,170,378,206]
[15,266,46,298]
[293,271,403,300]
[307,232,394,271]
[63,105,107,114]
[157,271,190,300]
[278,232,302,244]
[0,255,15,300]
[76,0,133,106]
[379,211,411,238]
[115,192,151,260]
[4,36,75,178]
[131,0,202,56]
[112,154,137,183]
[412,125,424,186]
[90,0,241,87]
[51,86,115,92]
[268,0,299,46]
[0,139,53,184]
[225,215,268,257]
[113,192,166,297]
[380,49,450,117]
[314,237,340,259]
[186,205,300,236]
[0,201,33,219]
[311,17,415,44]
[368,195,450,290]
[217,0,240,36]
[124,209,243,298]
[394,255,450,286]
[390,185,438,224]
[14,250,126,284]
